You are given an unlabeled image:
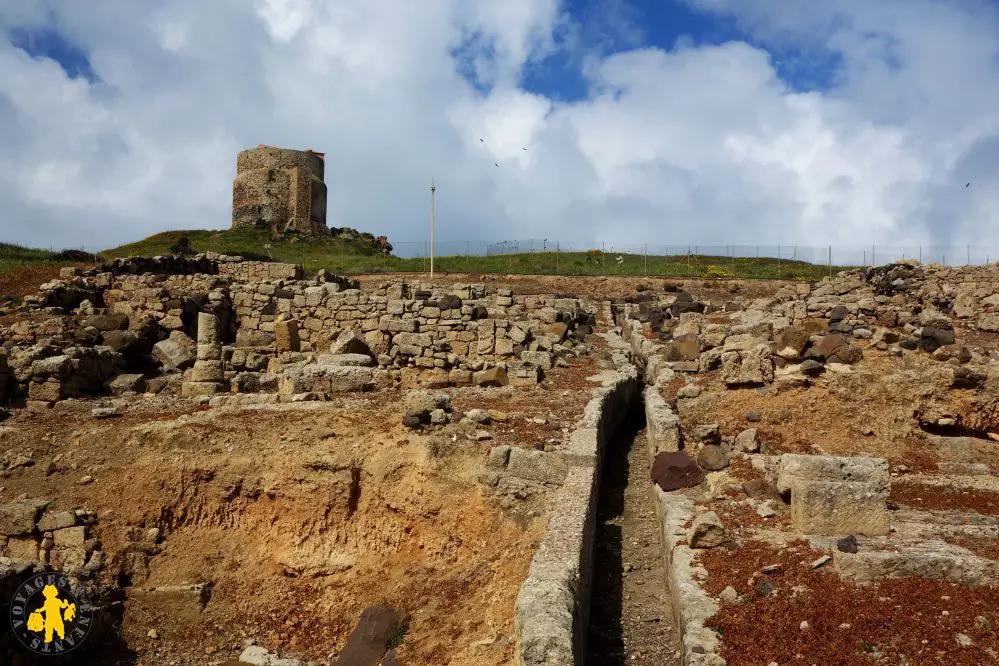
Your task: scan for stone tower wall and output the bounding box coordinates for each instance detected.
[232,146,328,234]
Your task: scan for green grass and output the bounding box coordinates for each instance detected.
[0,242,100,273]
[4,229,858,281]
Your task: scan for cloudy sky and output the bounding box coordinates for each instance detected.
[0,0,997,257]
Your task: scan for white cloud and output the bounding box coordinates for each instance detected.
[0,0,996,255]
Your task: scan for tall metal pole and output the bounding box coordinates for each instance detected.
[429,178,436,277]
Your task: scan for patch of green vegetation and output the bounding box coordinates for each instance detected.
[0,242,100,273]
[4,228,858,281]
[387,620,409,649]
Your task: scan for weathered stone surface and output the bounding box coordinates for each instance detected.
[330,330,373,356]
[920,326,956,352]
[722,345,774,386]
[506,448,568,485]
[810,333,848,360]
[196,312,219,346]
[697,444,729,471]
[791,480,889,536]
[239,645,302,666]
[774,327,809,359]
[153,331,197,370]
[667,335,701,362]
[404,390,451,416]
[274,318,300,353]
[474,366,508,387]
[651,451,704,491]
[0,499,49,536]
[126,584,210,625]
[109,373,146,395]
[688,511,726,548]
[189,360,224,382]
[776,454,890,495]
[951,366,986,389]
[280,365,374,394]
[733,428,758,453]
[316,354,375,367]
[37,510,76,532]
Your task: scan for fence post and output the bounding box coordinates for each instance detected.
[871,245,875,268]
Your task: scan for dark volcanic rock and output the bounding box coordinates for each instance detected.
[837,535,859,554]
[799,359,824,375]
[920,327,956,352]
[829,305,849,322]
[651,451,705,491]
[335,605,408,666]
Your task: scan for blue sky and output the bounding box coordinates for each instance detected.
[8,24,97,83]
[0,0,997,250]
[518,0,843,101]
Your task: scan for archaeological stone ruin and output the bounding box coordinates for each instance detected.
[232,145,329,235]
[1,256,999,665]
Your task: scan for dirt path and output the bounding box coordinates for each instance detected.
[587,419,681,665]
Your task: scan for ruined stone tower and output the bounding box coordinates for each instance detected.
[231,145,328,234]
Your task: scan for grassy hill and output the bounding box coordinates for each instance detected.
[2,228,855,282]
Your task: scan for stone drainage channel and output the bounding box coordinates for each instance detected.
[513,305,694,666]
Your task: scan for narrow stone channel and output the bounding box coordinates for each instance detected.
[587,414,681,665]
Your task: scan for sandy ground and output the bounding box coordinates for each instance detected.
[0,350,606,665]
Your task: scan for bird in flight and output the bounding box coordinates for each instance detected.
[966,182,971,188]
[494,162,499,167]
[480,138,484,142]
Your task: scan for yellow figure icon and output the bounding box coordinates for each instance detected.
[27,585,76,643]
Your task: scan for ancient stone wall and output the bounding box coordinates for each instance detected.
[232,146,327,234]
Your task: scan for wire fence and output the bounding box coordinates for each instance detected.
[3,240,999,281]
[373,241,999,280]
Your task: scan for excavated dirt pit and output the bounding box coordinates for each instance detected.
[0,349,607,665]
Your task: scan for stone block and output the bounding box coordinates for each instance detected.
[196,312,219,346]
[486,446,511,469]
[520,351,553,369]
[53,526,88,548]
[181,381,224,398]
[790,480,890,536]
[688,511,726,548]
[37,511,77,532]
[448,369,473,386]
[0,499,49,536]
[506,448,568,486]
[28,379,62,402]
[153,331,197,370]
[125,584,210,625]
[275,318,301,352]
[316,354,375,367]
[330,330,372,356]
[776,454,889,495]
[4,536,39,561]
[108,374,146,395]
[189,360,225,383]
[474,367,508,387]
